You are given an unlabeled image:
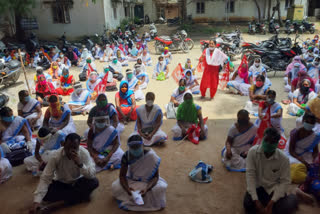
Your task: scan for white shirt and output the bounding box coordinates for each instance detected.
[34,146,96,203]
[246,145,290,202]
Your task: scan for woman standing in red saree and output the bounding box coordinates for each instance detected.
[200,40,228,99]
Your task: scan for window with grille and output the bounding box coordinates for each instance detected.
[51,0,72,24]
[196,2,205,14]
[226,0,235,13]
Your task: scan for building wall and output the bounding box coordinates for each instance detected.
[165,6,179,19]
[31,0,124,40]
[186,0,308,22]
[143,0,157,22]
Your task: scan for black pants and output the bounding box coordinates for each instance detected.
[70,59,78,66]
[243,187,298,214]
[43,177,99,205]
[112,72,123,81]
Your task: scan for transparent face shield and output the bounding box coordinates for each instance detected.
[127,141,144,162]
[93,116,111,130]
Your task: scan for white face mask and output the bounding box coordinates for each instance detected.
[146,100,154,107]
[209,47,214,51]
[254,62,260,67]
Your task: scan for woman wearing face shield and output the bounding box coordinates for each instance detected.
[284,112,320,184]
[68,82,93,115]
[86,72,101,100]
[136,92,167,146]
[111,134,168,211]
[87,112,124,172]
[288,79,317,117]
[285,56,307,87]
[24,127,65,174]
[78,48,93,67]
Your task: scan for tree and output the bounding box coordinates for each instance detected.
[0,0,36,38]
[276,0,283,27]
[267,0,272,21]
[253,0,261,22]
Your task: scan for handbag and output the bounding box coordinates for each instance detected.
[6,146,32,167]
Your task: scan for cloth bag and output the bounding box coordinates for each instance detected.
[156,72,166,81]
[189,161,213,183]
[166,102,177,119]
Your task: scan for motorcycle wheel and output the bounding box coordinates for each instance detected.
[181,42,190,53]
[186,40,194,50]
[155,41,162,55]
[310,29,315,34]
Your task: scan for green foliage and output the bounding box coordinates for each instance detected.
[180,24,194,32]
[0,0,36,15]
[120,18,133,32]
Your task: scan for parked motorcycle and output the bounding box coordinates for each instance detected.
[285,20,295,34]
[268,17,280,34]
[25,32,40,53]
[248,22,256,35]
[248,21,266,35]
[167,17,181,26]
[301,16,315,34]
[0,59,21,87]
[0,92,9,108]
[154,30,190,54]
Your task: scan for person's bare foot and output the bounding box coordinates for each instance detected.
[200,96,205,99]
[109,164,114,170]
[296,188,314,205]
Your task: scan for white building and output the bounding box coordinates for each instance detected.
[29,0,143,39]
[186,0,309,23]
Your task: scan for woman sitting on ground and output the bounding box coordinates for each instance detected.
[115,80,138,124]
[290,71,316,96]
[141,49,152,66]
[111,134,168,211]
[134,63,149,90]
[47,61,61,84]
[285,112,320,184]
[43,95,76,136]
[35,74,57,106]
[0,145,12,183]
[68,82,92,115]
[183,58,196,75]
[56,68,75,96]
[288,79,317,117]
[24,127,65,174]
[18,90,42,131]
[222,109,257,172]
[153,56,169,80]
[0,107,33,154]
[249,57,271,86]
[244,75,269,115]
[125,69,144,101]
[184,69,200,95]
[116,49,129,66]
[136,92,167,146]
[86,72,101,100]
[87,111,124,172]
[227,59,252,96]
[172,92,208,141]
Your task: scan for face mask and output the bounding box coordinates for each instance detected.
[127,73,133,79]
[35,52,39,55]
[301,86,310,94]
[86,59,91,63]
[60,55,64,58]
[256,81,263,88]
[185,99,193,104]
[159,61,163,65]
[237,119,248,126]
[121,87,128,93]
[104,68,109,73]
[53,66,58,69]
[24,96,31,102]
[261,140,278,154]
[113,59,118,64]
[209,47,214,51]
[303,122,315,131]
[307,40,310,43]
[40,80,46,85]
[186,75,190,79]
[179,86,185,91]
[98,100,107,108]
[64,74,69,78]
[254,62,260,67]
[130,147,143,158]
[266,98,275,105]
[95,122,106,129]
[2,116,14,123]
[146,100,154,107]
[187,63,191,66]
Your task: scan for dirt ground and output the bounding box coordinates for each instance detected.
[1,31,320,214]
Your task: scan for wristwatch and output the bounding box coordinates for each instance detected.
[77,163,84,168]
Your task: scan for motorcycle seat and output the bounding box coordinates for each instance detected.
[159,36,171,41]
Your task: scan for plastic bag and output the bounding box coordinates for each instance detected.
[156,72,166,81]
